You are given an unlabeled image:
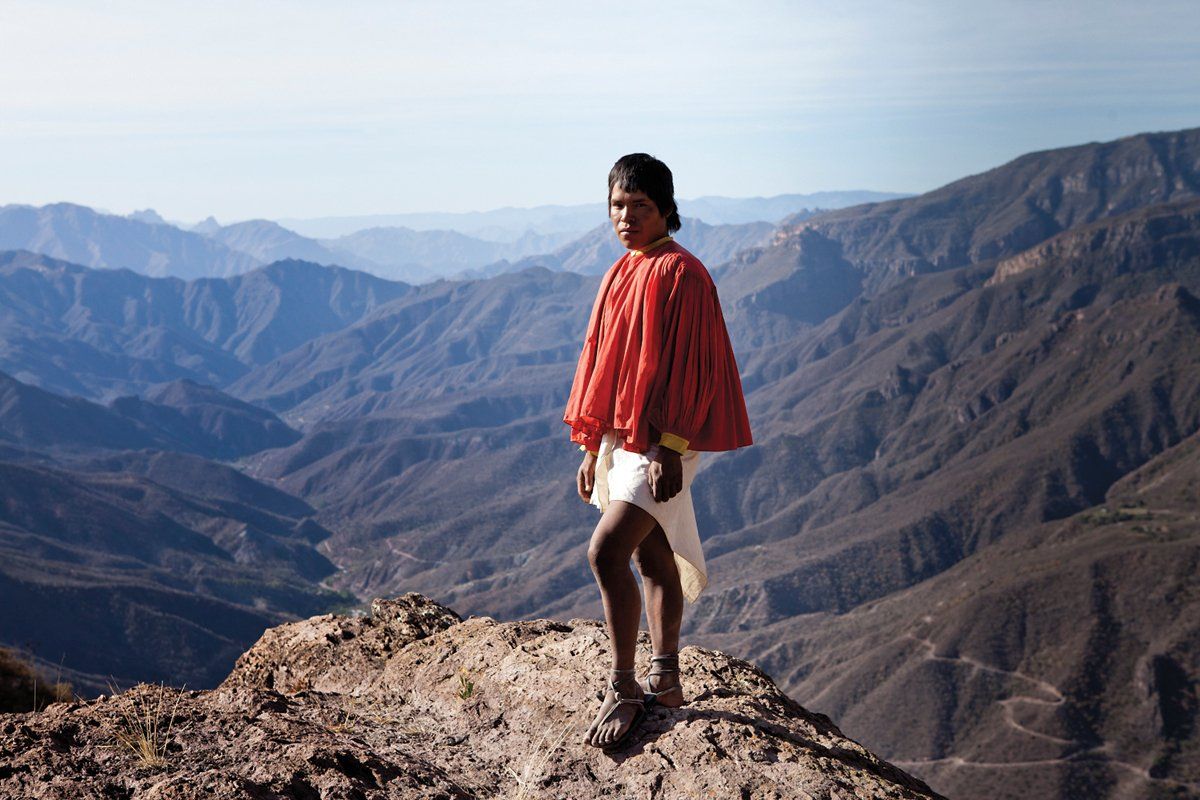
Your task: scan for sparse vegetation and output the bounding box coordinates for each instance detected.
[325,703,358,734]
[457,667,476,700]
[106,681,185,769]
[504,720,571,800]
[324,694,395,734]
[282,674,312,694]
[0,646,73,713]
[1081,504,1153,526]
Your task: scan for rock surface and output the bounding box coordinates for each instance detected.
[0,593,944,799]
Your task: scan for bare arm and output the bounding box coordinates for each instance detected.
[647,444,683,502]
[577,451,598,502]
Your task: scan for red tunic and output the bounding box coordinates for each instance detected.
[563,238,753,454]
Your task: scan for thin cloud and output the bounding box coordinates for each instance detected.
[1,1,1197,219]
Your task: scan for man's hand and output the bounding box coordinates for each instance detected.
[647,446,683,502]
[577,451,598,502]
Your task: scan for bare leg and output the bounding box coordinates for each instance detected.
[632,524,682,655]
[632,524,684,705]
[584,500,658,747]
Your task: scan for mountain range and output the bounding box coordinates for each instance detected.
[0,203,259,280]
[1,127,1198,799]
[275,190,908,240]
[0,196,852,285]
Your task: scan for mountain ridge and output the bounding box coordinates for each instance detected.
[0,202,261,279]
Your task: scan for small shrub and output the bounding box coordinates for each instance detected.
[0,647,73,713]
[457,667,476,700]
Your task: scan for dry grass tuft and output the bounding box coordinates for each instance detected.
[505,720,571,799]
[106,681,185,769]
[324,693,397,734]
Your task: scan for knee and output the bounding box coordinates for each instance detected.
[587,535,626,576]
[632,545,671,578]
[630,546,654,575]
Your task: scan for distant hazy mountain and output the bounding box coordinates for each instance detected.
[276,191,907,240]
[204,219,379,273]
[323,226,588,283]
[681,192,909,225]
[0,194,897,285]
[225,266,594,424]
[195,219,577,284]
[277,205,596,240]
[0,203,261,279]
[471,216,779,279]
[715,224,864,335]
[126,209,169,226]
[192,215,222,235]
[322,226,542,284]
[0,370,298,461]
[0,251,411,400]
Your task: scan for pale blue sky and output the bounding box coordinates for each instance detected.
[1,0,1197,223]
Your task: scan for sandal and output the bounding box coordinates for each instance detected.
[639,653,683,709]
[586,668,647,751]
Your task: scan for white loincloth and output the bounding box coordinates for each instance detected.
[589,430,708,603]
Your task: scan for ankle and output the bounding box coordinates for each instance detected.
[609,667,638,687]
[649,653,679,670]
[647,653,679,682]
[612,679,642,698]
[647,669,679,683]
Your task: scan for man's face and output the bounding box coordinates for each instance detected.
[609,185,669,251]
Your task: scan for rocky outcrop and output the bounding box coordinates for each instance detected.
[0,593,944,799]
[986,197,1200,286]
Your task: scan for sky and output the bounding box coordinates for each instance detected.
[1,0,1198,223]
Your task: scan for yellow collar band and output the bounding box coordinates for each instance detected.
[633,235,673,255]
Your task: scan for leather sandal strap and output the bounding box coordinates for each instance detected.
[646,653,681,695]
[647,653,680,681]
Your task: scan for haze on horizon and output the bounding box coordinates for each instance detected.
[1,0,1198,224]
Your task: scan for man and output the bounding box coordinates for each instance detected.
[563,153,753,750]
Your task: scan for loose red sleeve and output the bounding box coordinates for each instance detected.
[643,264,721,447]
[564,267,615,452]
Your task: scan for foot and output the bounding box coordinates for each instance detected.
[584,669,646,749]
[639,653,684,708]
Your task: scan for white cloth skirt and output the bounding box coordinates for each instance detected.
[589,430,708,603]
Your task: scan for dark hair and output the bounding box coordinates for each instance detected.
[607,153,682,234]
